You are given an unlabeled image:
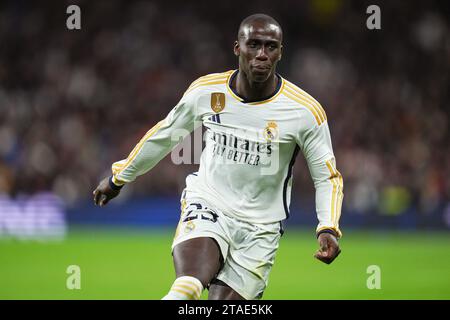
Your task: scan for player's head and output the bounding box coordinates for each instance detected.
[234,14,283,83]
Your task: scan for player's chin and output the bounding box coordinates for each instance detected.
[250,69,271,82]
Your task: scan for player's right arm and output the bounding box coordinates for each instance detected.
[93,85,201,206]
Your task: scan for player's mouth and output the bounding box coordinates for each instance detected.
[252,64,271,73]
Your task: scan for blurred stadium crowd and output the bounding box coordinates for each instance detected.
[0,1,448,226]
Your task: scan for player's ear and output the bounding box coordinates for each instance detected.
[234,41,240,56]
[278,44,283,61]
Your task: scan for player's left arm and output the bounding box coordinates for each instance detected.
[296,110,343,264]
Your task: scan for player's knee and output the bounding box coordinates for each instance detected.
[176,271,211,289]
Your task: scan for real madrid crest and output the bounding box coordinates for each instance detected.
[184,221,196,233]
[264,121,278,142]
[211,92,225,113]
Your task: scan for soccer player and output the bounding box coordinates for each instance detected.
[93,14,343,300]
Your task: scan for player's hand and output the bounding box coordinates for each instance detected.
[93,177,121,206]
[314,232,341,264]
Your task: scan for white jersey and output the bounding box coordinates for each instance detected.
[111,70,343,237]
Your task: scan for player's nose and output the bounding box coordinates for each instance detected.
[255,47,269,60]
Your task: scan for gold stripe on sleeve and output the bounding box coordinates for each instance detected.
[283,90,322,125]
[326,159,344,227]
[188,71,233,88]
[326,160,337,227]
[330,160,344,227]
[184,71,233,95]
[285,82,327,121]
[284,85,325,123]
[115,120,164,176]
[185,79,228,95]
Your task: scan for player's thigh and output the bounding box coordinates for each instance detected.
[215,222,282,299]
[173,237,222,287]
[172,196,229,287]
[208,279,245,300]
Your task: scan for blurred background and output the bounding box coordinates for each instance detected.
[0,0,449,299]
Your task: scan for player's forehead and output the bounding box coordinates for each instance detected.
[240,22,282,42]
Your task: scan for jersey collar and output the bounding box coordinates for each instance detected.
[226,69,285,105]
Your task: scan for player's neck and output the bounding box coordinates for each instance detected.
[234,70,279,102]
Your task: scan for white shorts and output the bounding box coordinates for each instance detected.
[171,189,283,300]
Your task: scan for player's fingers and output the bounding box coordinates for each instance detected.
[319,237,329,250]
[99,194,108,206]
[328,243,338,257]
[93,189,101,205]
[314,251,331,264]
[314,250,328,260]
[325,248,341,264]
[320,241,329,257]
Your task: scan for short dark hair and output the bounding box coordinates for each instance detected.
[238,14,283,41]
